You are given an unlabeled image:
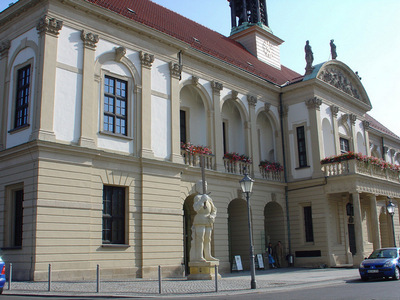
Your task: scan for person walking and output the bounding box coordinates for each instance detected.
[273,241,284,268]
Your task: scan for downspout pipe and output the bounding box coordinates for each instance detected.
[279,93,292,258]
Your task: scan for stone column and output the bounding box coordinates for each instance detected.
[331,105,340,154]
[352,192,365,264]
[369,194,381,249]
[349,114,357,153]
[306,97,324,177]
[211,81,224,172]
[247,95,260,177]
[279,103,290,179]
[31,15,63,142]
[79,30,99,148]
[140,51,155,159]
[169,62,182,163]
[0,40,10,150]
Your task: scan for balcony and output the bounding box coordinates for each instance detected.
[180,149,214,170]
[223,158,252,175]
[322,158,400,184]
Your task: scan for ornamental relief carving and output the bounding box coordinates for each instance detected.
[37,15,63,36]
[318,67,361,100]
[81,30,99,49]
[139,51,154,68]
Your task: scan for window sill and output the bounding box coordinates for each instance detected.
[295,166,310,170]
[101,244,130,248]
[8,124,30,134]
[99,131,133,141]
[1,246,22,250]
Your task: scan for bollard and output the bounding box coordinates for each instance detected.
[158,265,162,294]
[214,265,218,293]
[8,263,12,291]
[96,264,100,293]
[48,264,52,292]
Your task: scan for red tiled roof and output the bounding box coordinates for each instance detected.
[365,114,400,140]
[85,0,301,85]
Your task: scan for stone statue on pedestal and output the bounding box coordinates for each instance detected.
[305,40,314,75]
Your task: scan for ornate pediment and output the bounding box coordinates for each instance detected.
[318,67,361,100]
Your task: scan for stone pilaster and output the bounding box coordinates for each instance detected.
[211,81,224,171]
[169,62,183,163]
[0,40,10,150]
[31,15,63,142]
[331,105,340,154]
[349,114,357,153]
[247,95,259,177]
[362,120,371,156]
[140,51,155,158]
[79,30,99,148]
[305,97,324,178]
[352,192,365,264]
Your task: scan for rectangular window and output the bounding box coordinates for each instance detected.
[222,121,227,154]
[180,110,187,144]
[304,206,314,243]
[297,126,307,168]
[340,137,350,153]
[104,76,127,136]
[14,65,31,128]
[102,186,126,244]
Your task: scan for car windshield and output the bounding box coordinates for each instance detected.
[369,249,398,259]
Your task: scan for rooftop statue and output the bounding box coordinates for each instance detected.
[305,40,314,75]
[330,39,337,59]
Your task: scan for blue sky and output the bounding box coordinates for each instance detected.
[1,0,399,136]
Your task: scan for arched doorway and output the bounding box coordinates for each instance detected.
[228,198,250,270]
[264,202,285,251]
[183,195,195,276]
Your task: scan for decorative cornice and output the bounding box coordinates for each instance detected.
[362,120,370,131]
[349,114,357,125]
[306,97,322,110]
[115,46,126,62]
[192,76,199,86]
[81,30,99,49]
[318,67,361,100]
[264,102,271,112]
[0,40,10,58]
[211,81,223,94]
[247,95,257,107]
[169,62,182,79]
[331,105,339,118]
[36,15,63,36]
[139,51,154,69]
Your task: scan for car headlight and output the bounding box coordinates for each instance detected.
[384,261,394,268]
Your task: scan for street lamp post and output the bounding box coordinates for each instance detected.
[387,197,396,247]
[239,171,256,289]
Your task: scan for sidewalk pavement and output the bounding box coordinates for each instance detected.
[2,267,360,298]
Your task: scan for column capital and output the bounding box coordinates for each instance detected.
[211,81,223,94]
[362,120,370,131]
[140,51,154,69]
[247,95,257,107]
[169,62,182,79]
[279,104,289,117]
[306,96,322,110]
[81,30,99,49]
[37,15,63,36]
[331,105,339,118]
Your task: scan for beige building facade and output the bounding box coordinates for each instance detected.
[0,0,399,281]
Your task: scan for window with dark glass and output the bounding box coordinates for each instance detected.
[304,206,314,242]
[297,126,307,168]
[340,137,350,153]
[102,186,126,244]
[104,76,127,135]
[222,121,227,154]
[14,65,31,128]
[180,110,187,144]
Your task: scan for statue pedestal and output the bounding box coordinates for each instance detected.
[188,261,221,280]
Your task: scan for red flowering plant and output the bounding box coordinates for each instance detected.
[259,160,284,172]
[223,152,252,164]
[180,142,213,155]
[321,152,400,172]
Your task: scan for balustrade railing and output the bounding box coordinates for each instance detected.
[180,150,214,170]
[223,159,252,175]
[322,159,400,183]
[259,166,284,182]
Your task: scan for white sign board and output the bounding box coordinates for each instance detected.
[257,254,264,269]
[235,255,243,271]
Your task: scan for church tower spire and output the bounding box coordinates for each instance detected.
[228,0,283,70]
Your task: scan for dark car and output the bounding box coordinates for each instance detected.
[359,248,400,281]
[0,257,5,294]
